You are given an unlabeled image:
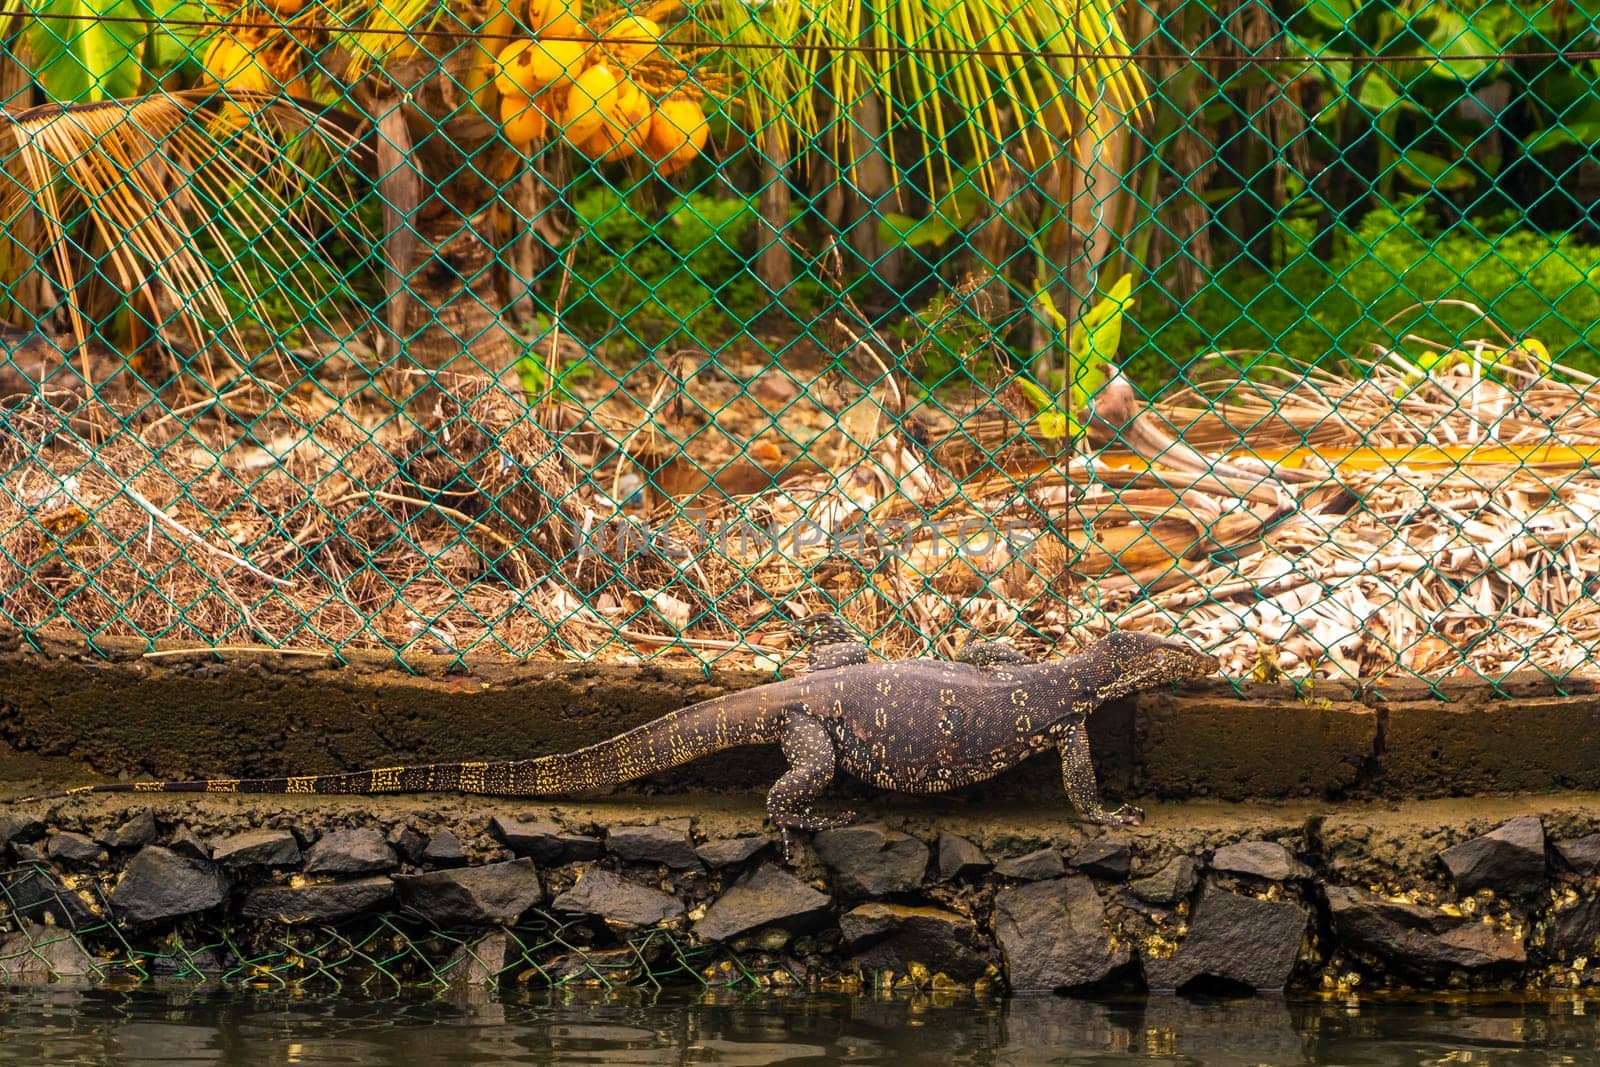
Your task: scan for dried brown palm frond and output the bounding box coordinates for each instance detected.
[0,88,366,390]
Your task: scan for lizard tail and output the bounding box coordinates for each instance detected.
[20,693,790,801]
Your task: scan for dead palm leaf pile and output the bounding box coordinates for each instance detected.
[0,335,1595,685]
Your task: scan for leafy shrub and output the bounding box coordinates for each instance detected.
[1126,207,1600,390]
[546,185,829,353]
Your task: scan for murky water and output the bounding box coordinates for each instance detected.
[0,986,1596,1065]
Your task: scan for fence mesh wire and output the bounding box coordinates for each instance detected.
[0,862,796,989]
[0,0,1596,688]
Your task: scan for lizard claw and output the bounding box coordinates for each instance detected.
[1088,804,1144,827]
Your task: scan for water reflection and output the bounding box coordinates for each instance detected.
[0,985,1596,1065]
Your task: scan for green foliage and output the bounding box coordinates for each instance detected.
[1126,209,1600,390]
[517,317,598,402]
[1022,274,1130,439]
[197,197,386,349]
[23,0,166,102]
[1287,0,1600,201]
[550,186,828,351]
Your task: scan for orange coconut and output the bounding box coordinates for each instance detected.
[599,14,660,67]
[499,90,549,148]
[646,95,709,173]
[524,36,587,88]
[525,0,581,34]
[581,78,650,160]
[562,61,622,144]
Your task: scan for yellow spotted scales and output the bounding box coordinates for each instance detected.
[33,622,1218,847]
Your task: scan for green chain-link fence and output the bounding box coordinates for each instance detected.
[0,0,1596,688]
[0,862,796,989]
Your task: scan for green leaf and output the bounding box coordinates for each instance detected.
[25,0,147,101]
[876,182,984,250]
[1527,123,1600,154]
[136,0,200,74]
[1014,377,1068,440]
[1069,273,1130,412]
[1355,71,1402,112]
[1302,0,1355,32]
[1395,148,1476,191]
[878,211,958,249]
[1422,11,1497,81]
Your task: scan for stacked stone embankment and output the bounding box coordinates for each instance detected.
[3,796,1600,992]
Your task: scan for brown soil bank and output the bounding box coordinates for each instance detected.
[2,793,1599,994]
[2,632,1600,801]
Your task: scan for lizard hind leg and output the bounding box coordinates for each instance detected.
[1058,719,1144,827]
[767,713,856,856]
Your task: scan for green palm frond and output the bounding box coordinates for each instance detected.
[709,0,1148,192]
[326,0,441,79]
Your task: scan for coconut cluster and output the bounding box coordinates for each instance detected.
[195,0,712,174]
[489,0,710,171]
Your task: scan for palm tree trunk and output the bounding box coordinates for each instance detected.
[359,46,579,557]
[756,129,795,292]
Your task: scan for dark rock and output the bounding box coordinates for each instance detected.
[695,836,772,868]
[937,832,991,881]
[0,813,44,848]
[1556,834,1600,875]
[993,877,1127,991]
[1144,886,1308,992]
[242,877,395,923]
[814,825,929,895]
[995,848,1066,882]
[1071,840,1132,881]
[420,830,467,868]
[1,865,97,927]
[388,825,425,864]
[445,930,514,987]
[0,921,102,981]
[111,846,230,925]
[607,823,699,869]
[539,945,643,984]
[694,863,832,942]
[46,831,106,866]
[840,902,995,982]
[1549,894,1600,961]
[109,811,158,851]
[211,829,301,869]
[395,859,542,926]
[147,948,227,980]
[304,828,397,876]
[168,826,210,861]
[552,867,686,927]
[1130,857,1200,905]
[1325,885,1527,974]
[1439,817,1546,901]
[1211,841,1311,882]
[492,816,602,866]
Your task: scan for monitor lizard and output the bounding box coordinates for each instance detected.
[26,621,1218,849]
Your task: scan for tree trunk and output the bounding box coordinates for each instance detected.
[1038,100,1135,352]
[844,91,904,289]
[755,129,794,293]
[358,39,580,560]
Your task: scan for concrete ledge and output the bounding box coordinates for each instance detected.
[1379,696,1600,795]
[2,629,1600,804]
[1131,692,1375,800]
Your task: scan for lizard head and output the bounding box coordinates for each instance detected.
[1092,631,1219,700]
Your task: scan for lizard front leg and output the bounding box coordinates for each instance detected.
[1058,719,1143,827]
[767,712,856,856]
